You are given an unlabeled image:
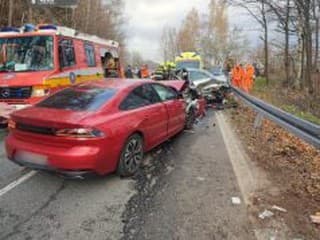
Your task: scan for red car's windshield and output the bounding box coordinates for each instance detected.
[37,86,117,111]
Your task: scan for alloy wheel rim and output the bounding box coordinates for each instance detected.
[124,138,143,173]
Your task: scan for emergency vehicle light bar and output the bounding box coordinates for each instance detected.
[37,24,58,31]
[0,27,20,33]
[0,24,119,48]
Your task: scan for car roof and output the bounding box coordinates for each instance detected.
[186,68,213,75]
[186,68,209,73]
[75,78,154,90]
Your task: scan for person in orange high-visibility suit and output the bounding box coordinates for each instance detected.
[238,64,246,91]
[231,65,241,87]
[140,64,150,78]
[245,64,255,92]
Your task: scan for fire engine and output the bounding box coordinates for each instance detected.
[0,24,122,122]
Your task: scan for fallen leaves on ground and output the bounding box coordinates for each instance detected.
[230,104,320,238]
[231,104,320,200]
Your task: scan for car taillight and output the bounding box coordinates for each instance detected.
[55,128,105,138]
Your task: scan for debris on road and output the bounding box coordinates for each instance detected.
[165,165,175,175]
[231,197,242,205]
[156,149,162,154]
[184,130,195,134]
[142,155,152,167]
[196,177,205,182]
[230,104,320,238]
[271,205,287,213]
[310,213,320,224]
[259,210,274,219]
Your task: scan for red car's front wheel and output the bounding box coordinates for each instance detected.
[117,134,144,177]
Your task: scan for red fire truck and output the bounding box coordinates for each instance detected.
[0,24,122,123]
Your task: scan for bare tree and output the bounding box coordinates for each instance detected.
[160,26,179,62]
[232,0,271,84]
[177,8,201,52]
[201,0,229,65]
[294,0,314,92]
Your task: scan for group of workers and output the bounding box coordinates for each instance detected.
[231,64,255,93]
[154,62,177,80]
[125,64,150,79]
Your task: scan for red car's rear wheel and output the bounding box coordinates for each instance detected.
[117,134,144,177]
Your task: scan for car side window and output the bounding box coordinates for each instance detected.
[152,84,178,101]
[120,84,160,110]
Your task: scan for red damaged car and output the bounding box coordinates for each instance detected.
[5,79,186,178]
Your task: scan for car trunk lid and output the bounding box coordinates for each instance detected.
[12,106,92,130]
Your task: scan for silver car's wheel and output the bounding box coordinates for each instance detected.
[118,134,144,177]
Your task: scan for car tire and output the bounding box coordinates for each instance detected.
[117,134,144,177]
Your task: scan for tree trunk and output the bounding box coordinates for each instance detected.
[8,0,13,26]
[28,3,33,23]
[314,16,319,69]
[264,22,269,85]
[261,0,269,85]
[304,8,313,93]
[300,35,305,89]
[71,7,76,28]
[284,0,290,86]
[85,0,91,32]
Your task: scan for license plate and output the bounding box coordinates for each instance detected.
[15,150,48,165]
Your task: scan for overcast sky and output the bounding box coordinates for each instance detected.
[124,0,260,62]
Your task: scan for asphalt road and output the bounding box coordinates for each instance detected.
[0,112,256,240]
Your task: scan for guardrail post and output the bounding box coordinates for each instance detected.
[254,113,264,129]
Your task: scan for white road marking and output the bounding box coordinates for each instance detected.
[0,170,37,197]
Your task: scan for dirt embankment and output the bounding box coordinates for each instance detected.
[230,104,320,239]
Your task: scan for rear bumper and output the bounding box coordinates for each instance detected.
[11,159,93,179]
[5,134,104,175]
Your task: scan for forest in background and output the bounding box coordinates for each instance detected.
[0,0,125,47]
[160,0,320,95]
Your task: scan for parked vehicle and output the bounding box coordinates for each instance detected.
[0,24,122,124]
[5,80,186,178]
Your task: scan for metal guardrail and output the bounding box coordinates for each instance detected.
[232,87,320,149]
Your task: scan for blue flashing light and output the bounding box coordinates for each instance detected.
[22,24,36,32]
[0,27,20,33]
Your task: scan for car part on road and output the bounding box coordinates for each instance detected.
[231,197,242,205]
[310,213,320,224]
[259,209,274,219]
[117,134,144,177]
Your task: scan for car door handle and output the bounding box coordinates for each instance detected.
[144,115,150,120]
